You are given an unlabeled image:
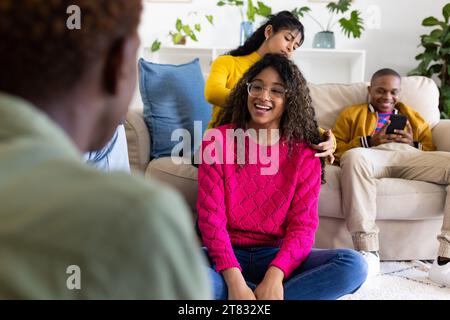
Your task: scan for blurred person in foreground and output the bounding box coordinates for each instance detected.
[0,0,210,299]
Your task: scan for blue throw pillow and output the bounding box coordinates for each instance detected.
[139,58,212,158]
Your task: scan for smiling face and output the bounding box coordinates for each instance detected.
[264,26,302,59]
[247,66,286,131]
[368,75,401,113]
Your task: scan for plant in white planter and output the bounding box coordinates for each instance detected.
[292,0,364,49]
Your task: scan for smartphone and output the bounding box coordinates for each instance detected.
[386,114,407,134]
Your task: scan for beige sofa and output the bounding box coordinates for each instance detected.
[125,76,450,260]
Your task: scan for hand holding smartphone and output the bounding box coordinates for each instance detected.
[385,114,407,134]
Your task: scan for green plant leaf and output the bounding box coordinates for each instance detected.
[182,25,192,35]
[256,1,271,17]
[424,35,440,44]
[408,64,433,76]
[176,19,182,32]
[407,67,422,76]
[217,0,241,5]
[443,31,450,45]
[291,7,310,19]
[420,64,434,77]
[151,39,161,52]
[246,0,256,22]
[422,16,440,26]
[443,3,450,22]
[428,63,443,76]
[439,47,450,55]
[205,14,214,25]
[420,48,439,67]
[441,84,450,98]
[440,85,450,118]
[421,34,441,45]
[190,33,198,41]
[327,0,351,14]
[339,11,364,38]
[173,33,183,44]
[430,28,443,39]
[195,24,201,32]
[421,41,439,50]
[414,53,424,61]
[412,3,450,118]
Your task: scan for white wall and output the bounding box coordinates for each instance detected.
[139,0,447,78]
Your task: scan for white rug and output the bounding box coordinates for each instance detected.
[340,261,450,300]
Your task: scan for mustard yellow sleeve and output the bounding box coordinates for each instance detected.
[414,115,436,151]
[204,56,233,107]
[332,110,367,162]
[418,124,436,151]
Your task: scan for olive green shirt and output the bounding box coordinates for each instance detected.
[0,93,210,299]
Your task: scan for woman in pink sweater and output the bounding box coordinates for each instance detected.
[197,54,367,300]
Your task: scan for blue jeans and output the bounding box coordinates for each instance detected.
[205,247,367,300]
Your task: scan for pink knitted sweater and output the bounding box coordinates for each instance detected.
[197,124,322,278]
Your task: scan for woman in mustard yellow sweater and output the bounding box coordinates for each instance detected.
[205,11,335,162]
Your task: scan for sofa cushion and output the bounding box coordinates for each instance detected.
[310,82,368,130]
[375,178,445,220]
[146,158,446,222]
[125,110,150,173]
[319,165,445,220]
[310,76,440,130]
[138,58,212,158]
[146,157,198,212]
[318,165,343,218]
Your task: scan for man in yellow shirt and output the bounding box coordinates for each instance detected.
[205,11,335,163]
[332,68,450,287]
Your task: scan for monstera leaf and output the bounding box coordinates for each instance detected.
[327,0,351,14]
[339,11,364,38]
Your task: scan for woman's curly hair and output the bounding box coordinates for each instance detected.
[211,53,326,183]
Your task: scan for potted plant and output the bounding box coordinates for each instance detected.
[408,3,450,119]
[150,14,214,52]
[216,0,271,45]
[169,18,201,45]
[292,0,364,49]
[170,14,214,45]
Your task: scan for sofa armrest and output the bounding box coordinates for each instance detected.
[432,119,450,152]
[125,109,150,173]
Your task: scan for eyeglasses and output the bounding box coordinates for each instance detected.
[246,81,287,100]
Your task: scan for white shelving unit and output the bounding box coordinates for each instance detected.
[294,49,366,84]
[144,46,366,84]
[144,46,229,80]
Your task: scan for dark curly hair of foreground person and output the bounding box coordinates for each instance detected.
[0,0,142,102]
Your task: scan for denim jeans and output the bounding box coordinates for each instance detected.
[205,247,367,300]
